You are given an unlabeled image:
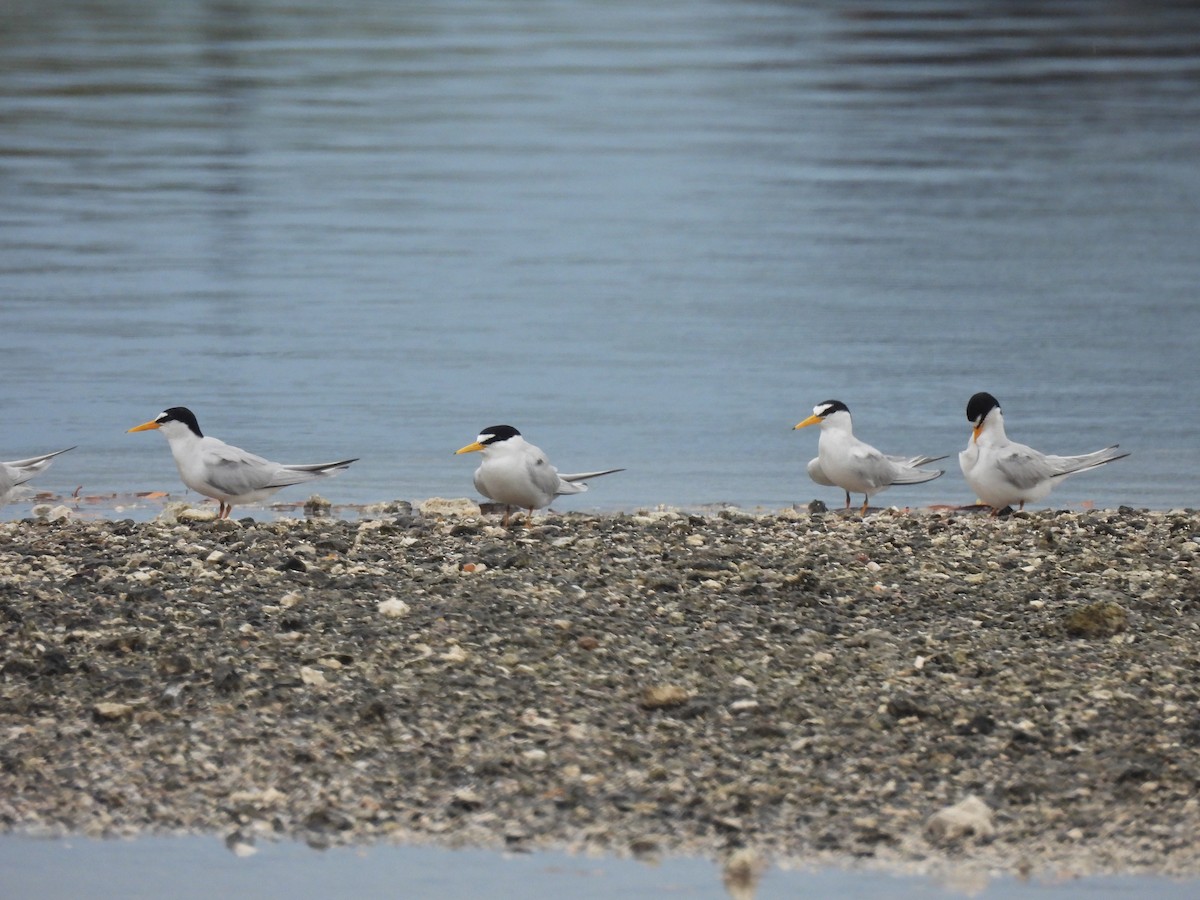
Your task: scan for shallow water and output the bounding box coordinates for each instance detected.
[1,836,1197,900]
[2,1,1199,517]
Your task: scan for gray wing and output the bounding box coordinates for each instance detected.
[529,453,573,499]
[806,457,835,487]
[556,467,623,496]
[886,453,948,468]
[887,465,945,486]
[1046,446,1129,480]
[884,448,946,486]
[558,467,624,484]
[2,447,75,486]
[994,447,1058,491]
[472,467,492,500]
[200,441,280,497]
[851,445,901,490]
[272,458,357,487]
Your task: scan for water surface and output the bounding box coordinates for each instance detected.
[3,1,1199,516]
[1,836,1197,900]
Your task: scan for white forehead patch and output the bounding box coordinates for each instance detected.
[814,402,833,417]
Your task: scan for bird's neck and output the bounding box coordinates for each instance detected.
[978,414,1008,445]
[163,428,203,454]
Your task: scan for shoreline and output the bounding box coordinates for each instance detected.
[5,484,1198,523]
[2,505,1199,881]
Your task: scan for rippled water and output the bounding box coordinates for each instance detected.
[4,1,1200,516]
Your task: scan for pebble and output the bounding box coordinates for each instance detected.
[1,505,1199,880]
[926,795,996,844]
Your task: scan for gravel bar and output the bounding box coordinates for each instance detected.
[2,502,1199,880]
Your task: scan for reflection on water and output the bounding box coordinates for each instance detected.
[2,1,1199,515]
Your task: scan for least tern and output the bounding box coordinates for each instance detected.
[455,425,623,526]
[128,407,358,519]
[1,447,75,504]
[794,400,945,514]
[960,392,1129,513]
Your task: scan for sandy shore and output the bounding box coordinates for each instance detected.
[1,502,1198,881]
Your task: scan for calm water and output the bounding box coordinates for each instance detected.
[1,836,1197,900]
[3,1,1200,517]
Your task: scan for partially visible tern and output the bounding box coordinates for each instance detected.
[1,447,75,504]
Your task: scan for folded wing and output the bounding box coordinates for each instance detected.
[557,467,624,496]
[1046,445,1129,480]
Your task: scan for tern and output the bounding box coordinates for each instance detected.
[455,425,623,526]
[1,447,75,504]
[960,392,1129,513]
[128,407,357,519]
[794,400,945,514]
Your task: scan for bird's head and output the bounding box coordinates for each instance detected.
[128,406,203,438]
[456,424,522,455]
[794,399,850,431]
[965,392,1001,443]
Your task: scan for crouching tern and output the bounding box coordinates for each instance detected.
[1,447,75,504]
[960,391,1129,513]
[128,406,357,519]
[455,425,623,526]
[794,400,945,514]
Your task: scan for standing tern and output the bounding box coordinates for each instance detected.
[1,447,75,504]
[960,392,1129,513]
[128,406,358,519]
[794,400,945,514]
[455,425,623,526]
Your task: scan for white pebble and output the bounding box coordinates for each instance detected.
[300,666,328,687]
[926,795,995,842]
[377,598,411,618]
